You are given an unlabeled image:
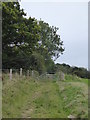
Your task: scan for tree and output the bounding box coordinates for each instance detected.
[2,2,40,69]
[2,2,65,74]
[29,52,46,74]
[37,20,64,61]
[46,59,56,74]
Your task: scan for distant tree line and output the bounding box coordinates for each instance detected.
[55,63,90,79]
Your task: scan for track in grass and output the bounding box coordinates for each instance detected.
[2,74,88,118]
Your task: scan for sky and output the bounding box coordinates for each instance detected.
[20,1,88,69]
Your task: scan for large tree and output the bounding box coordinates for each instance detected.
[2,2,65,73]
[2,2,40,69]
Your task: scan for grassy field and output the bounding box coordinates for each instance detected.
[2,73,88,118]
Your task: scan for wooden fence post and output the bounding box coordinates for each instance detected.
[10,69,12,80]
[20,68,22,77]
[32,70,34,77]
[0,70,2,81]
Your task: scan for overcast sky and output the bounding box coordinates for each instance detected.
[20,1,88,69]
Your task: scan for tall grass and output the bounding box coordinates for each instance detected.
[2,73,88,118]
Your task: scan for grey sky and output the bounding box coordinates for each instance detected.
[20,2,88,69]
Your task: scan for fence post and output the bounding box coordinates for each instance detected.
[0,69,2,81]
[10,69,12,80]
[27,70,29,77]
[20,68,22,77]
[32,70,34,77]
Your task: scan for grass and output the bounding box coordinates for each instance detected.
[2,73,88,118]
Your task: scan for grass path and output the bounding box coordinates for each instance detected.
[21,80,68,118]
[2,75,88,118]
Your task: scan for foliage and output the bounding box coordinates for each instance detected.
[37,20,64,61]
[45,58,56,74]
[55,63,90,79]
[29,52,46,74]
[3,2,88,79]
[2,2,64,74]
[2,2,40,69]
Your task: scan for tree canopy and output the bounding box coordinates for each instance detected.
[2,2,64,74]
[2,2,41,69]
